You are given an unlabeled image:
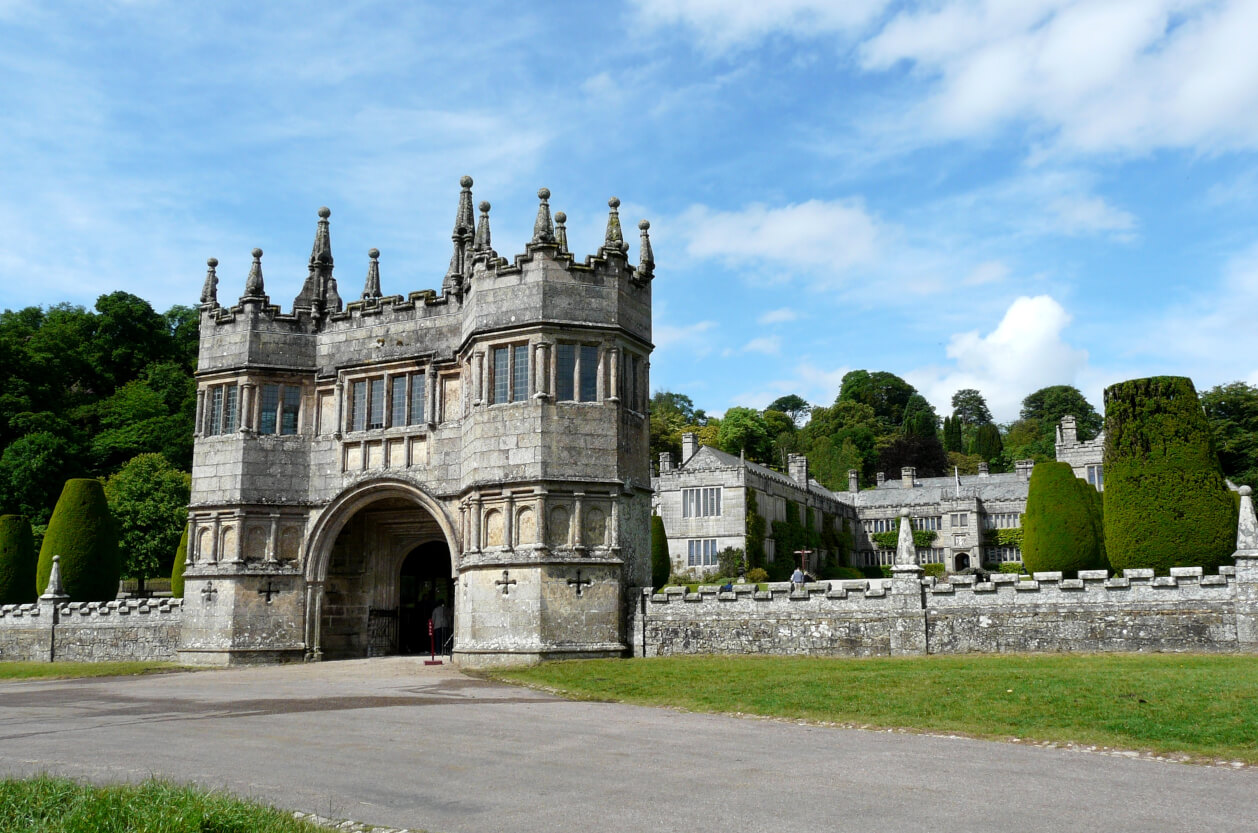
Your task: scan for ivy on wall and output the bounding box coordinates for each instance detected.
[746,489,766,569]
[869,519,938,550]
[982,528,1025,548]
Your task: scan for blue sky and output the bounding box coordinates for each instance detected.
[2,0,1257,422]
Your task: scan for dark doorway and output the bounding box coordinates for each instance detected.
[954,552,970,571]
[399,541,453,655]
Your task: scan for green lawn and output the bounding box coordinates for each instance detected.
[0,662,186,681]
[0,776,322,833]
[488,653,1258,763]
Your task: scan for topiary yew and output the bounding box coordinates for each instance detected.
[1022,462,1106,576]
[650,514,670,589]
[170,526,188,598]
[0,514,37,604]
[1103,376,1236,574]
[36,479,121,601]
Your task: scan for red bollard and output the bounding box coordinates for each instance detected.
[424,618,443,665]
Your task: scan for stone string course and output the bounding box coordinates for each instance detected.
[0,599,183,662]
[629,559,1258,657]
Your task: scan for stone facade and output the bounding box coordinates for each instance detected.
[181,179,655,667]
[1055,414,1105,489]
[0,598,183,663]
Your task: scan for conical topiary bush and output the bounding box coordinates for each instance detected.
[0,514,37,604]
[1021,462,1106,576]
[651,514,670,588]
[1103,376,1236,574]
[170,526,188,598]
[36,479,121,601]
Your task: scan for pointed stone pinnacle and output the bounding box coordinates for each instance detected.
[531,187,555,245]
[363,248,382,300]
[894,509,917,568]
[244,248,265,297]
[310,207,333,267]
[474,200,492,252]
[555,211,569,254]
[637,219,654,278]
[201,257,219,306]
[604,196,623,248]
[41,554,68,600]
[1236,485,1258,554]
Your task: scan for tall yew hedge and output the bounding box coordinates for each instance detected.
[170,526,188,599]
[650,514,670,588]
[1103,376,1236,574]
[36,479,121,601]
[1022,462,1106,576]
[0,514,37,603]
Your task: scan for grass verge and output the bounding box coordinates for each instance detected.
[487,653,1258,763]
[0,662,186,680]
[0,776,322,832]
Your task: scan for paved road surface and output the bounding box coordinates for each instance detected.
[0,658,1252,833]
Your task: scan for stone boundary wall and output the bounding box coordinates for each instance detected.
[630,560,1258,658]
[0,599,183,663]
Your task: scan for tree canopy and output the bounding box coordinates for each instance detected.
[951,388,993,426]
[1200,382,1258,489]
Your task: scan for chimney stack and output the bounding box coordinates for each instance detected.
[848,469,859,493]
[681,432,698,463]
[901,466,916,488]
[659,451,673,473]
[977,462,989,477]
[1057,414,1078,448]
[788,453,809,488]
[1015,459,1034,481]
[876,472,886,487]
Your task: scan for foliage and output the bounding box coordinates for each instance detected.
[947,451,985,475]
[0,661,181,680]
[869,519,937,550]
[0,776,325,832]
[922,563,946,578]
[999,562,1026,574]
[171,526,188,599]
[1103,377,1236,574]
[744,567,769,583]
[717,546,746,577]
[943,415,963,452]
[0,514,36,604]
[795,400,880,489]
[900,394,939,438]
[36,479,120,601]
[103,454,191,584]
[766,394,812,427]
[838,370,918,428]
[1200,381,1258,489]
[1022,462,1107,576]
[745,489,766,569]
[951,388,993,426]
[983,527,1025,548]
[490,654,1258,764]
[650,514,670,588]
[648,391,710,464]
[877,432,949,478]
[971,422,1003,462]
[1021,385,1103,440]
[715,406,772,463]
[762,408,797,470]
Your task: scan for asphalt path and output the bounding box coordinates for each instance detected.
[0,658,1253,833]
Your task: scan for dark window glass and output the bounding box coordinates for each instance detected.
[410,373,425,424]
[579,345,598,401]
[556,344,575,401]
[281,386,300,435]
[260,384,280,435]
[210,387,224,435]
[391,376,407,426]
[224,385,238,433]
[513,345,528,402]
[492,346,509,404]
[368,379,384,429]
[351,380,367,431]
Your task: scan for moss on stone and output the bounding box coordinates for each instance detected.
[36,479,121,601]
[1022,462,1107,576]
[0,514,37,604]
[1103,376,1236,574]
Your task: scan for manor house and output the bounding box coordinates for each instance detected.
[181,178,655,667]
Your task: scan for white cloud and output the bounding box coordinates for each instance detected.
[758,307,800,325]
[860,0,1258,155]
[963,260,1009,286]
[742,336,782,355]
[654,320,718,354]
[1047,194,1138,238]
[680,199,883,271]
[908,295,1089,421]
[631,0,890,52]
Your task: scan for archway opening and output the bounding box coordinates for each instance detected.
[398,541,453,655]
[954,552,970,571]
[317,492,453,660]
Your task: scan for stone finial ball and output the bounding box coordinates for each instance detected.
[538,187,550,200]
[555,212,566,223]
[1242,485,1253,497]
[479,200,491,212]
[900,508,911,517]
[639,219,650,231]
[368,248,380,259]
[460,175,473,188]
[252,248,263,258]
[620,241,629,252]
[318,206,331,219]
[207,257,218,268]
[608,196,621,209]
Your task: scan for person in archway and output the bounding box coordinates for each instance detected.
[431,597,449,657]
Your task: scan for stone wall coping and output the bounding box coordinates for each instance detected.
[650,578,893,605]
[0,603,40,618]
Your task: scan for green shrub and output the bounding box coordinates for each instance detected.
[744,567,769,583]
[170,526,188,599]
[0,514,36,604]
[998,562,1025,574]
[650,515,670,588]
[825,565,865,580]
[36,479,120,601]
[922,563,946,578]
[1022,462,1107,576]
[1103,377,1237,574]
[717,546,746,578]
[860,564,894,579]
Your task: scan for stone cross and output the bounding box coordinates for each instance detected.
[568,570,592,597]
[495,570,517,596]
[201,581,218,604]
[258,580,281,604]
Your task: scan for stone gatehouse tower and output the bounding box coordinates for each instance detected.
[180,178,654,667]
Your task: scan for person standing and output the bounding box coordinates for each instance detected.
[431,598,450,656]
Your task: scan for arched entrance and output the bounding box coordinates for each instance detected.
[304,480,460,660]
[398,541,453,655]
[954,551,971,571]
